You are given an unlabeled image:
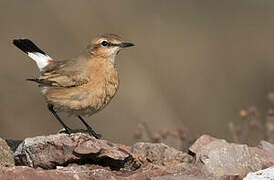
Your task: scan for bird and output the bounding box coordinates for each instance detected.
[13,34,135,139]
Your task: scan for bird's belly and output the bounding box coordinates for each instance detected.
[41,81,119,116]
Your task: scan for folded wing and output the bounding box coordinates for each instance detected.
[27,59,91,88]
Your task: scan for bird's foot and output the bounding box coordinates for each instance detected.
[59,128,87,134]
[59,128,102,139]
[86,127,102,139]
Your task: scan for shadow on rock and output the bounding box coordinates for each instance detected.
[0,133,273,179]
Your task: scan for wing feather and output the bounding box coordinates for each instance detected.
[28,57,91,88]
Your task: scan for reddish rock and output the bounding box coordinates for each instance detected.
[0,137,14,166]
[250,140,274,168]
[189,135,274,178]
[0,165,113,180]
[188,134,217,154]
[131,142,192,167]
[3,133,273,180]
[14,133,136,170]
[14,133,192,171]
[200,140,262,177]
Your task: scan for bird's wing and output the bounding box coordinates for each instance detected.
[28,58,91,88]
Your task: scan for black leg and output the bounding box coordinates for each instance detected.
[78,115,101,139]
[47,104,71,134]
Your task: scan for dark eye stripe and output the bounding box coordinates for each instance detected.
[109,42,120,47]
[101,41,120,47]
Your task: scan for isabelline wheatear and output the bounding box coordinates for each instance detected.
[13,34,134,139]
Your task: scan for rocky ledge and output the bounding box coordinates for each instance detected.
[1,133,274,180]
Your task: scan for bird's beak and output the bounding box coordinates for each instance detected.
[119,42,135,48]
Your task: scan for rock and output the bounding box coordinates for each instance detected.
[243,166,274,180]
[152,175,203,180]
[0,165,114,180]
[151,163,212,180]
[189,135,265,178]
[151,163,239,180]
[14,133,192,170]
[0,164,172,180]
[14,133,137,170]
[9,133,196,179]
[250,141,274,168]
[5,133,274,179]
[151,174,210,180]
[131,142,192,167]
[0,137,14,166]
[188,134,217,154]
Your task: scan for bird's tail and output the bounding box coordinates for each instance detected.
[13,39,53,70]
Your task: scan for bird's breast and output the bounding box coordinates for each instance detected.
[90,65,119,110]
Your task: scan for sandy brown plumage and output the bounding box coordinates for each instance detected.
[40,53,119,116]
[13,34,134,138]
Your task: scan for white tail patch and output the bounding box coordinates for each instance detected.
[27,52,52,70]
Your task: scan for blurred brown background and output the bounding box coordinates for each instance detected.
[1,0,274,145]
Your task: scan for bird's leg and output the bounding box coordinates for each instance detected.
[47,104,72,134]
[78,115,102,139]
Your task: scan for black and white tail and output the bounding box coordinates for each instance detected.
[13,39,53,70]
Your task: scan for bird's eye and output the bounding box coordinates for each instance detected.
[101,41,109,46]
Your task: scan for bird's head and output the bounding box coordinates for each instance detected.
[87,34,134,63]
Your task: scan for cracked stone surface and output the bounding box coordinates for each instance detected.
[0,133,273,179]
[14,133,137,170]
[189,135,274,178]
